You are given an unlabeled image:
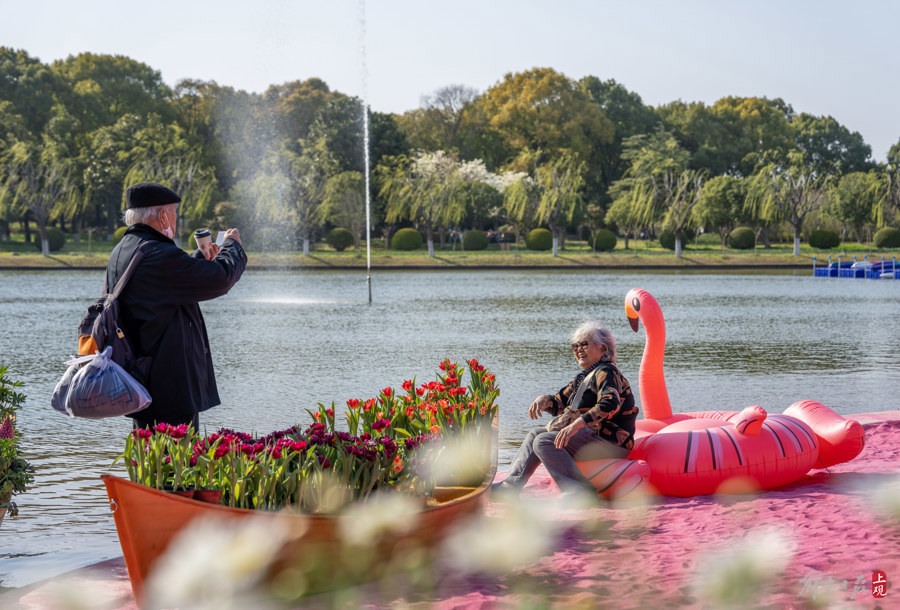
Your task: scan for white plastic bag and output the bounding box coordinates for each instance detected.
[50,354,95,414]
[62,347,152,418]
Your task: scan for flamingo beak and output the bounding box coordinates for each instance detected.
[628,314,639,332]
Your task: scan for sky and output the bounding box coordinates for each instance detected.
[2,0,898,161]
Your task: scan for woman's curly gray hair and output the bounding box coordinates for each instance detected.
[570,318,617,363]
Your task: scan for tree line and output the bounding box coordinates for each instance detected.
[2,48,899,257]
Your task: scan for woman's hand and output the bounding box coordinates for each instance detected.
[528,395,552,420]
[554,417,586,448]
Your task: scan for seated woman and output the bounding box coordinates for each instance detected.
[494,319,638,498]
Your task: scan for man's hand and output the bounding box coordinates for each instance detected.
[224,228,242,245]
[528,395,553,420]
[199,243,219,261]
[554,417,586,448]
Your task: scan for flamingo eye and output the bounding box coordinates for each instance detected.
[632,297,640,311]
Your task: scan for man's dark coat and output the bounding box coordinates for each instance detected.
[105,224,247,425]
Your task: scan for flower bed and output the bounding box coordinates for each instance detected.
[1,366,35,522]
[117,359,498,513]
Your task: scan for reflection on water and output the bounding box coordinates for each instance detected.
[1,269,898,588]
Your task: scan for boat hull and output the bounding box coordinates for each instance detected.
[101,418,498,602]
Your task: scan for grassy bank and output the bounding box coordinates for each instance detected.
[1,233,894,270]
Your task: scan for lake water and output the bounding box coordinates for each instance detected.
[1,268,898,589]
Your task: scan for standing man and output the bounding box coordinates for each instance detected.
[106,182,247,430]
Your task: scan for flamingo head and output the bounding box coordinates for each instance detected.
[624,288,663,334]
[625,288,645,332]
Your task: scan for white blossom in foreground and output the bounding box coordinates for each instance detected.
[693,527,794,606]
[143,514,294,610]
[441,498,558,574]
[338,491,422,547]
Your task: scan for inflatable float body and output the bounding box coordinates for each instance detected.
[577,288,865,498]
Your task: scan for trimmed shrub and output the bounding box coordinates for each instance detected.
[326,227,354,252]
[391,228,423,251]
[525,228,552,251]
[874,227,900,248]
[809,229,840,250]
[659,230,676,251]
[695,232,720,246]
[34,226,66,252]
[659,228,696,250]
[462,230,489,251]
[728,226,756,250]
[112,226,129,245]
[592,229,617,252]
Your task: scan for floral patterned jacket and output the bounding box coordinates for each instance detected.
[546,361,638,450]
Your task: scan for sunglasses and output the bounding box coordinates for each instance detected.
[571,340,591,351]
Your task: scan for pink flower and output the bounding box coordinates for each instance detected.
[372,419,391,432]
[169,424,190,439]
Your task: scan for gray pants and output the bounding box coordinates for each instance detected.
[502,426,631,494]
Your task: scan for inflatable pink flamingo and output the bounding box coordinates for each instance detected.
[622,288,865,496]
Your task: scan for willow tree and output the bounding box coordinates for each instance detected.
[380,150,464,257]
[605,129,690,247]
[534,154,585,257]
[248,150,328,255]
[881,164,900,228]
[322,171,368,249]
[604,188,644,249]
[123,154,216,247]
[746,157,829,256]
[694,175,748,249]
[501,171,539,248]
[828,171,883,242]
[656,169,704,258]
[1,143,76,256]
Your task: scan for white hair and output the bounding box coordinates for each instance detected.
[570,318,617,363]
[122,204,169,227]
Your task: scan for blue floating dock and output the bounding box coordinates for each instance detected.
[813,256,897,279]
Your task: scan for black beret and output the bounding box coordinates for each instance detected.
[125,182,182,209]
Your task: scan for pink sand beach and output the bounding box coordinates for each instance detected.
[4,412,898,609]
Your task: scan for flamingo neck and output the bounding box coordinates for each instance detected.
[639,315,673,420]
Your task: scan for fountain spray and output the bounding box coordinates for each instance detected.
[359,0,372,304]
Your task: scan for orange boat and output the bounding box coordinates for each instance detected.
[101,420,497,603]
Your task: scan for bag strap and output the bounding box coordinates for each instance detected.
[564,363,607,412]
[104,240,151,298]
